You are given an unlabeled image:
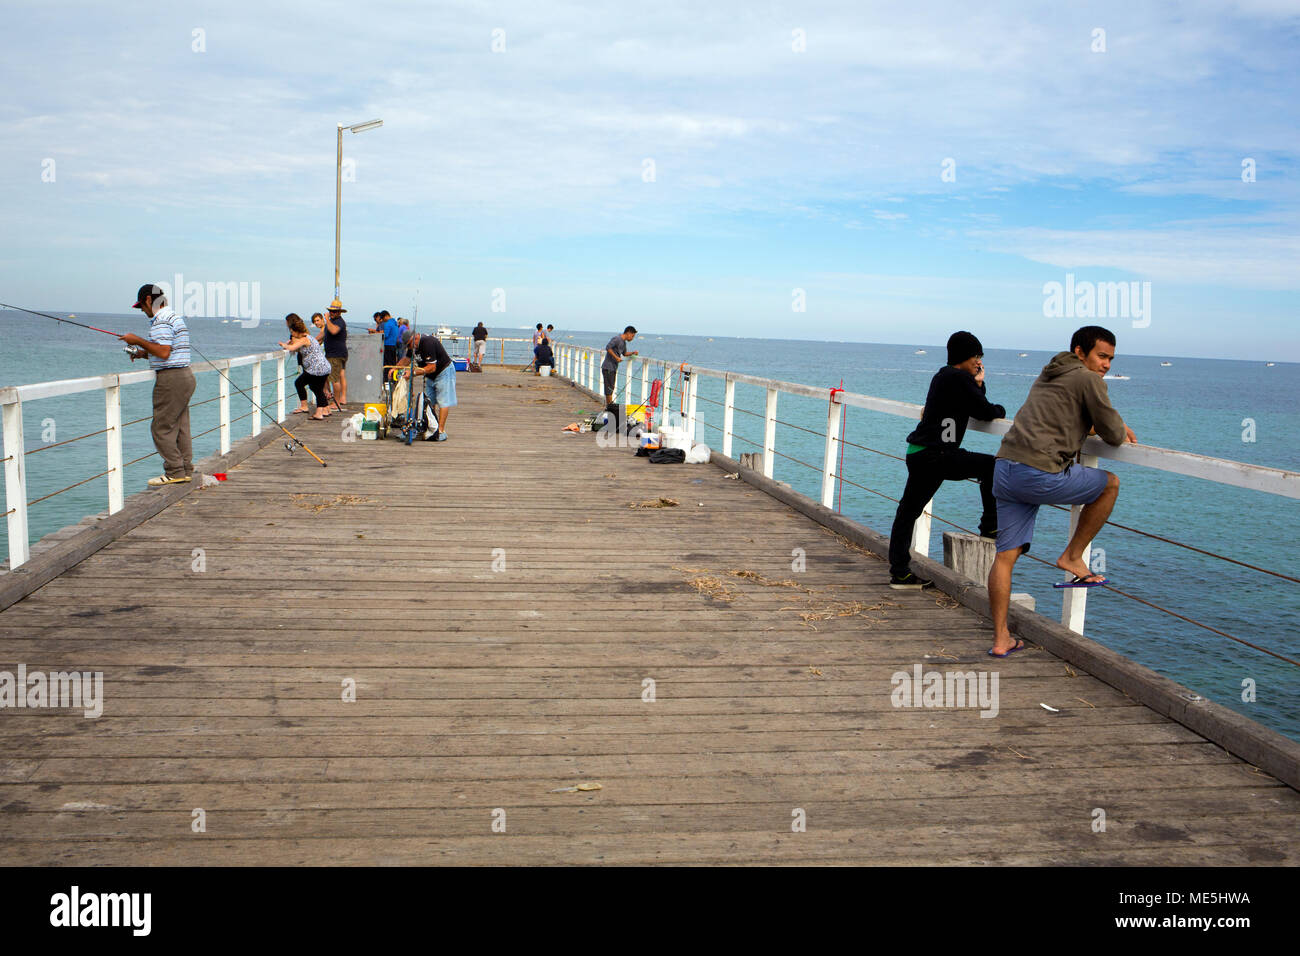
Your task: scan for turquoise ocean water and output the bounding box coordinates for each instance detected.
[2,310,1297,742]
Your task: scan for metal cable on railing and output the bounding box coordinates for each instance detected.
[702,386,1300,585]
[713,425,824,474]
[122,450,159,467]
[25,425,114,455]
[27,468,114,507]
[16,394,259,460]
[823,472,1300,667]
[193,409,255,440]
[690,387,1300,664]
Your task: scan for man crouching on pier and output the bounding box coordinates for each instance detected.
[987,325,1136,657]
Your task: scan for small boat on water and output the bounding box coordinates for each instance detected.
[1160,361,1172,367]
[1018,352,1029,358]
[1104,374,1130,380]
[1266,362,1276,367]
[914,349,926,355]
[436,325,455,337]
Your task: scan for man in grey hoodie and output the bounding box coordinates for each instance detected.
[987,326,1137,657]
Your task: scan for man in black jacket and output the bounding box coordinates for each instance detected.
[887,331,1006,589]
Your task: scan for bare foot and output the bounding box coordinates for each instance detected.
[1056,555,1102,582]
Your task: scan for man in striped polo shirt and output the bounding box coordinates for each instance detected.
[120,283,196,486]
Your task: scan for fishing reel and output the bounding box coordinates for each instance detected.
[284,442,296,455]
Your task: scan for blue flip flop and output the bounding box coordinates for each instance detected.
[987,639,1026,658]
[1053,575,1107,589]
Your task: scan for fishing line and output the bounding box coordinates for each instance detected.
[1,301,328,467]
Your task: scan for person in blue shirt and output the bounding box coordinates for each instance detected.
[367,310,401,377]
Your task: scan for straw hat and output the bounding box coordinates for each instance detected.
[328,298,347,313]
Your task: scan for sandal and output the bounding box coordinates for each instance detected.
[987,638,1026,658]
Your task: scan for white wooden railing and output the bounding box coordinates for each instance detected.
[0,351,288,569]
[556,343,1300,636]
[0,335,550,570]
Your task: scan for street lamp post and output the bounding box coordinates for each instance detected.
[334,118,383,297]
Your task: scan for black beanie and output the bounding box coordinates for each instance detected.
[947,331,983,365]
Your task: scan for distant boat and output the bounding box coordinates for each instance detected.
[221,319,230,324]
[436,325,454,337]
[1018,352,1029,358]
[1104,374,1130,380]
[1160,361,1172,367]
[915,349,926,355]
[1266,362,1276,367]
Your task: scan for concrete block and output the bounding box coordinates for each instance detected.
[943,531,994,583]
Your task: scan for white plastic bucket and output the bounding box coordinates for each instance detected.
[660,426,691,451]
[540,366,552,377]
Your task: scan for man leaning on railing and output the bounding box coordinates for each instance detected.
[987,325,1137,658]
[119,283,196,487]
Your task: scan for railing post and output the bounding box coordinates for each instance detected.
[686,370,698,442]
[910,498,934,559]
[218,361,231,455]
[1061,453,1099,634]
[500,338,505,366]
[662,365,672,424]
[276,355,286,421]
[640,361,648,404]
[105,382,123,515]
[722,377,735,459]
[3,398,30,568]
[821,392,843,508]
[251,361,262,436]
[762,386,778,479]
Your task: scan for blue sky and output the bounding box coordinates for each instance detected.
[1,0,1297,359]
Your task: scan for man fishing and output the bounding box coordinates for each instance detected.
[888,331,1005,589]
[602,325,638,410]
[986,325,1137,657]
[398,327,456,441]
[119,283,196,486]
[471,321,488,369]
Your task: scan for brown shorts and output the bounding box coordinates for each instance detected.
[328,356,347,384]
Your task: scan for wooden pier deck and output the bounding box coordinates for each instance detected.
[1,367,1297,866]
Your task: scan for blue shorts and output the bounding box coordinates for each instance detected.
[992,459,1111,554]
[425,365,457,409]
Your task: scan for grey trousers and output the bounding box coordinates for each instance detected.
[152,367,196,478]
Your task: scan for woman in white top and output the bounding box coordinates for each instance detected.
[279,313,334,420]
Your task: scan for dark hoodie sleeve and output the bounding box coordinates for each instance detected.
[1082,375,1128,445]
[958,373,1006,421]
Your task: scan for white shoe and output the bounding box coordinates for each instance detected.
[147,474,191,487]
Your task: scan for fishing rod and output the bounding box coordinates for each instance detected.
[0,301,328,467]
[0,302,123,337]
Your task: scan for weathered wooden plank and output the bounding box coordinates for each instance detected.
[0,828,1294,867]
[2,780,1286,814]
[0,746,1253,785]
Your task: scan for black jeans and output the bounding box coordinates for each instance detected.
[888,447,998,577]
[295,371,330,407]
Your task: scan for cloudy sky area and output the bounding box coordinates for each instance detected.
[1,0,1297,359]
